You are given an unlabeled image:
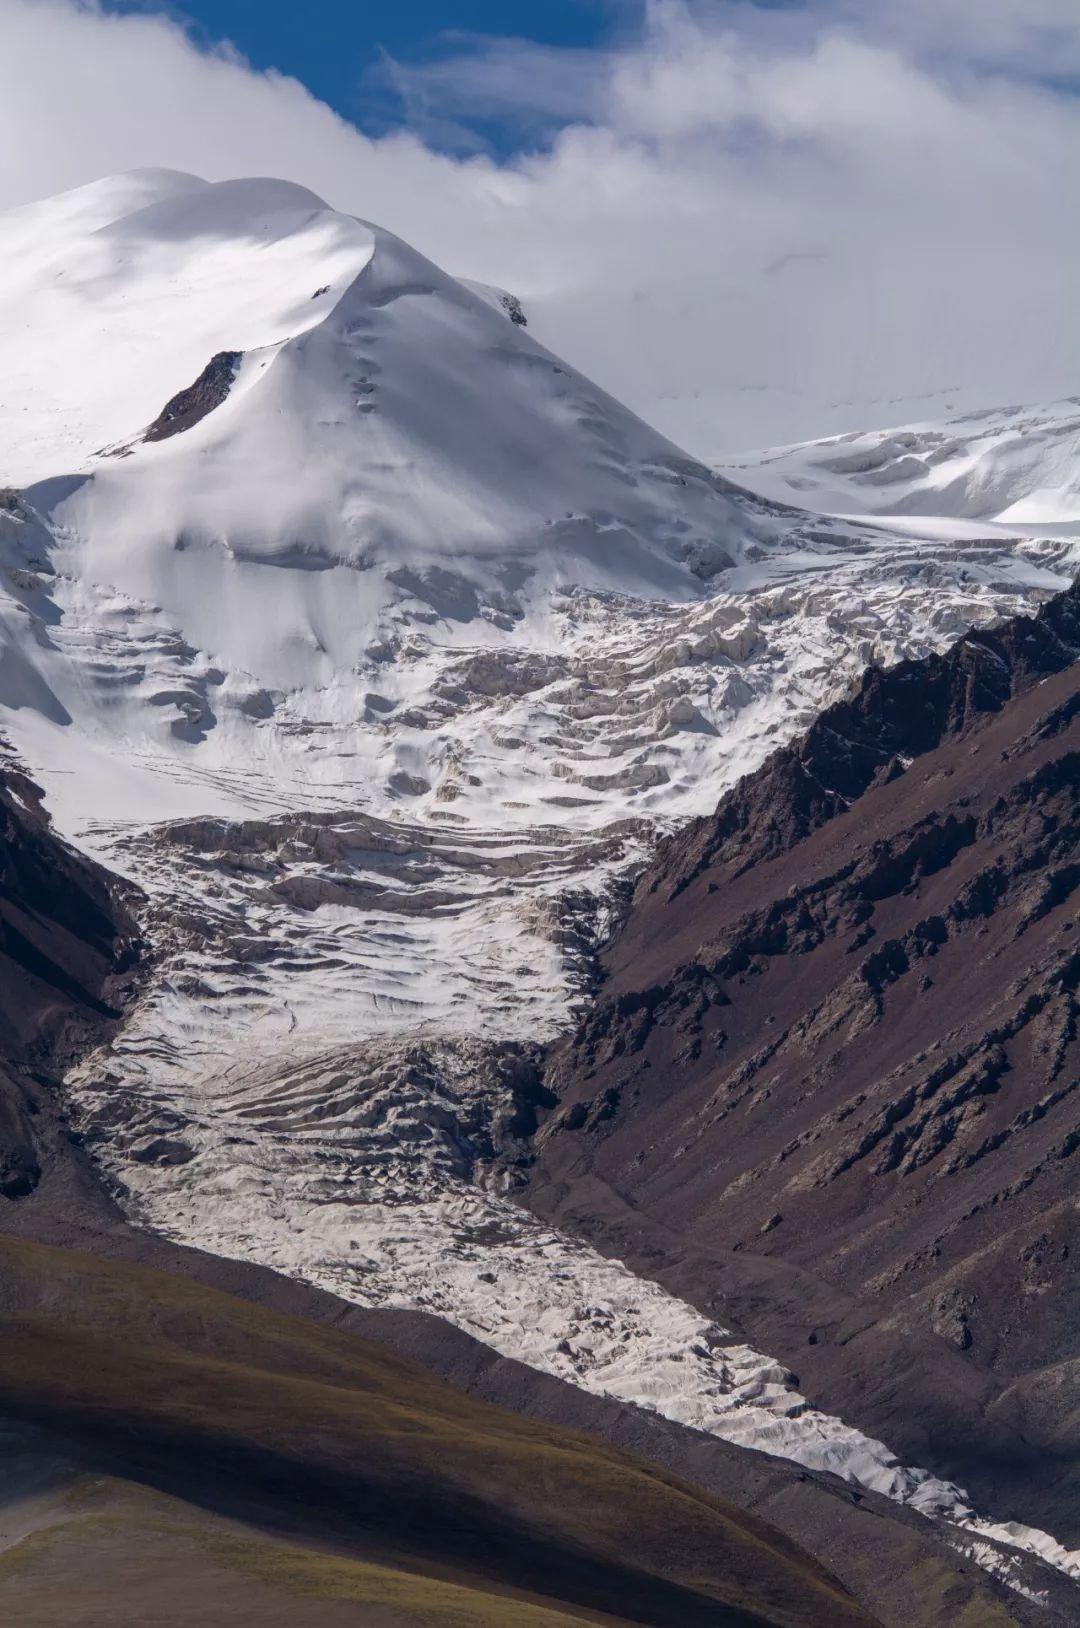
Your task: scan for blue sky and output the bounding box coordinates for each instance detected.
[114,1,631,150]
[108,0,1080,164]
[106,2,1080,156]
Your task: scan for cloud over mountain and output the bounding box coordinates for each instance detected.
[1,0,1077,452]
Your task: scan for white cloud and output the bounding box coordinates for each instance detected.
[822,0,1080,80]
[0,0,1077,453]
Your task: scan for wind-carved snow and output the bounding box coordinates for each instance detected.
[3,170,1080,1598]
[721,399,1080,526]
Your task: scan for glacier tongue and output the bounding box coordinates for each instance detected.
[2,171,1080,1596]
[53,533,1080,1597]
[63,810,1080,1591]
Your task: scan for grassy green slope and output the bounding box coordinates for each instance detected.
[0,1235,878,1628]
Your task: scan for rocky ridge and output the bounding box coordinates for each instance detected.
[0,750,141,1201]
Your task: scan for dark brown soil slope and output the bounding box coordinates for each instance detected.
[535,580,1080,1540]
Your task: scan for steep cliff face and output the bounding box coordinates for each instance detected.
[534,581,1080,1539]
[0,759,141,1202]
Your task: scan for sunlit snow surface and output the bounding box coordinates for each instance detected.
[721,400,1080,526]
[3,170,1080,1593]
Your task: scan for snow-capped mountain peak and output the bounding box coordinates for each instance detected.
[1,171,368,479]
[4,168,743,575]
[0,170,784,827]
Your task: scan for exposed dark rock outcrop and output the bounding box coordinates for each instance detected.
[0,758,141,1203]
[500,291,528,326]
[144,350,242,441]
[533,578,1080,1544]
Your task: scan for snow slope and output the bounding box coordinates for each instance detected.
[721,400,1080,525]
[0,166,784,827]
[2,170,1075,837]
[3,170,1080,1599]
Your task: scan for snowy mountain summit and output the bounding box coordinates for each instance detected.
[3,167,741,565]
[0,169,1072,834]
[0,168,764,817]
[3,170,1080,1599]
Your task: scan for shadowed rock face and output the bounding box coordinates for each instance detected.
[0,760,141,1199]
[533,580,1080,1542]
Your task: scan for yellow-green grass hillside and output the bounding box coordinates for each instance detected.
[0,1235,879,1628]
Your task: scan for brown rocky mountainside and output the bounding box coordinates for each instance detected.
[534,578,1080,1546]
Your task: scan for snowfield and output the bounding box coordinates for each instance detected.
[721,399,1080,526]
[3,169,1080,1595]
